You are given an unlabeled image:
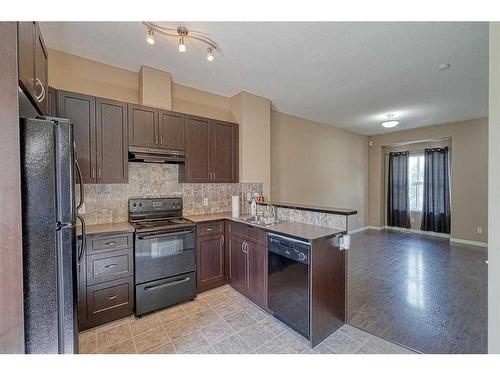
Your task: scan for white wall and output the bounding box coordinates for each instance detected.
[488,22,500,354]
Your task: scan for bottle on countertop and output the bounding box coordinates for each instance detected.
[250,193,258,216]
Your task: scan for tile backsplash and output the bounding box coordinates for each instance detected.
[80,163,262,225]
[276,207,346,231]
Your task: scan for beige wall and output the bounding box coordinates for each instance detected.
[230,92,271,198]
[139,66,172,109]
[369,118,488,243]
[48,49,139,103]
[383,139,452,231]
[489,22,500,354]
[48,49,234,122]
[270,111,368,230]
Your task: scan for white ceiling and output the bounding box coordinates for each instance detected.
[39,22,488,135]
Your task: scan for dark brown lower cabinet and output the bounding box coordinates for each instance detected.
[227,234,247,294]
[85,277,134,330]
[225,221,268,310]
[78,232,134,331]
[196,228,225,293]
[247,242,268,309]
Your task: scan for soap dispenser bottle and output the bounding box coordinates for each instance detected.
[250,193,258,216]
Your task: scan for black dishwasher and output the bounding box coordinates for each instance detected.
[268,233,310,339]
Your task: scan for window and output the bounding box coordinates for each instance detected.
[409,154,424,211]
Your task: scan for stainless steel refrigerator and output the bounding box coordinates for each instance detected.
[20,114,85,353]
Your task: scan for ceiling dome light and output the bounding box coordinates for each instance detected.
[146,28,155,45]
[381,114,400,128]
[178,37,187,52]
[206,47,214,62]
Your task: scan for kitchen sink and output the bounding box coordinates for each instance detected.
[238,215,280,226]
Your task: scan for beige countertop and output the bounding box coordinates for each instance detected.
[185,212,233,223]
[77,222,134,236]
[185,212,345,241]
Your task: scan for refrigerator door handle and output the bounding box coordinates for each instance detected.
[76,214,86,263]
[75,159,84,211]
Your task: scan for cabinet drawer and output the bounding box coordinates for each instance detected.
[86,249,133,286]
[87,233,133,254]
[197,221,224,237]
[85,277,134,328]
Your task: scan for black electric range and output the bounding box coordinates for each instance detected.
[128,197,196,316]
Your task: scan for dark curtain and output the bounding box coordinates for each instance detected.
[387,151,411,228]
[421,147,451,233]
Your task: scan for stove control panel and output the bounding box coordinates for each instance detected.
[129,197,183,214]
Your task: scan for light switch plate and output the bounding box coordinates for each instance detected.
[477,227,483,234]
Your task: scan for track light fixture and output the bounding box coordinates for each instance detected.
[143,22,217,62]
[146,28,155,45]
[206,47,214,62]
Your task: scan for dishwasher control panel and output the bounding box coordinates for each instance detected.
[268,234,310,265]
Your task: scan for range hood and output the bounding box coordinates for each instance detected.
[128,146,185,164]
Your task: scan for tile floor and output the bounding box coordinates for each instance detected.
[78,285,416,354]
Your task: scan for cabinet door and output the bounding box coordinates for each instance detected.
[96,98,128,183]
[58,91,96,183]
[17,22,36,101]
[197,234,225,292]
[210,121,238,182]
[159,110,184,151]
[227,235,247,294]
[34,22,48,115]
[183,115,210,182]
[128,104,158,147]
[247,242,268,310]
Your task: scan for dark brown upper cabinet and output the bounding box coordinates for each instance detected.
[96,98,128,183]
[17,22,48,115]
[210,120,239,183]
[182,115,211,182]
[180,115,239,183]
[159,109,184,150]
[128,104,158,148]
[58,90,128,184]
[58,91,97,183]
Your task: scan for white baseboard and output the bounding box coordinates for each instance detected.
[450,238,488,248]
[367,226,384,231]
[348,226,369,234]
[385,226,451,239]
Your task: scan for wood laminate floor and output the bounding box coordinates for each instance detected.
[78,285,415,354]
[347,229,487,354]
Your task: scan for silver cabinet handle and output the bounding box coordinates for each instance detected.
[92,168,96,179]
[205,228,213,232]
[98,169,101,180]
[106,294,117,300]
[104,241,117,247]
[104,263,117,269]
[34,78,45,102]
[160,135,163,145]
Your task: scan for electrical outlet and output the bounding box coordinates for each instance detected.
[357,217,361,223]
[78,202,85,214]
[477,227,483,234]
[246,192,251,202]
[203,197,209,207]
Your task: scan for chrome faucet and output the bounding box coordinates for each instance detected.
[261,202,277,222]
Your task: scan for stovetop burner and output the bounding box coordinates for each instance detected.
[131,217,193,230]
[128,197,195,233]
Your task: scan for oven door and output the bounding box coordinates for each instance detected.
[135,228,195,285]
